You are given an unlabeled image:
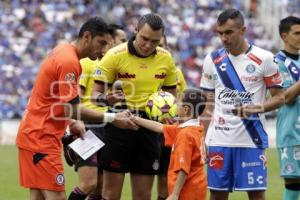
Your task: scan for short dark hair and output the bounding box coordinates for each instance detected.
[137,13,165,33]
[109,24,125,38]
[279,16,300,37]
[217,8,244,27]
[182,88,207,118]
[78,17,111,38]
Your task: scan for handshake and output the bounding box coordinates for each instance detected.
[112,110,177,129]
[110,110,139,130]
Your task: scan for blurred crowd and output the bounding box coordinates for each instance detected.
[0,0,287,119]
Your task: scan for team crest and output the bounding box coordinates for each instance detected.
[94,69,101,75]
[152,160,160,171]
[65,73,75,83]
[284,163,295,174]
[246,64,256,74]
[259,154,267,169]
[55,173,65,185]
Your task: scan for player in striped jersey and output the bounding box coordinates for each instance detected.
[200,9,284,200]
[275,16,300,200]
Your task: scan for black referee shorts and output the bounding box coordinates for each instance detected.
[158,134,171,175]
[100,111,163,174]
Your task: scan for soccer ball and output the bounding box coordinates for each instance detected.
[145,91,177,122]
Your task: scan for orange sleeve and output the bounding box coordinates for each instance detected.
[57,59,81,103]
[171,129,193,174]
[162,125,179,147]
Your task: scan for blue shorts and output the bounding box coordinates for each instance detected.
[277,146,300,178]
[207,146,267,192]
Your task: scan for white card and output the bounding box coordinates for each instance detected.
[69,130,105,160]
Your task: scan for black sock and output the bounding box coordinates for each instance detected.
[68,187,87,200]
[157,196,167,200]
[88,194,102,200]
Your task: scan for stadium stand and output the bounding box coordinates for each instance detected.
[0,0,299,120]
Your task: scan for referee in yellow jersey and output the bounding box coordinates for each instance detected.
[91,13,177,200]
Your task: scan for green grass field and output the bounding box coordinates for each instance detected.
[0,145,284,200]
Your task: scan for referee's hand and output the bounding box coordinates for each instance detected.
[69,120,85,139]
[106,90,125,105]
[113,111,139,130]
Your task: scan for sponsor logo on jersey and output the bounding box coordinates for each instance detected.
[215,126,230,131]
[55,173,65,186]
[213,54,227,64]
[241,161,261,168]
[204,73,218,80]
[218,88,254,105]
[155,73,167,79]
[208,152,224,169]
[219,63,227,71]
[117,73,136,79]
[241,76,259,82]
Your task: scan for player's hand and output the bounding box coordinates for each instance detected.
[130,115,140,123]
[200,142,208,164]
[112,111,139,130]
[106,90,125,105]
[166,194,179,200]
[69,120,85,139]
[232,104,264,119]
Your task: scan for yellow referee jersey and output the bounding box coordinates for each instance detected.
[176,68,187,98]
[79,58,108,112]
[94,43,177,111]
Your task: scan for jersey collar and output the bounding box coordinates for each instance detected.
[179,118,200,128]
[127,36,157,58]
[281,50,300,60]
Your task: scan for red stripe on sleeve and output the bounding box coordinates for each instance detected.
[247,53,262,65]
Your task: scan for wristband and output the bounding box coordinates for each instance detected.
[103,113,116,123]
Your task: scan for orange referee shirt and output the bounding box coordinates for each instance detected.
[163,119,207,200]
[16,44,81,154]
